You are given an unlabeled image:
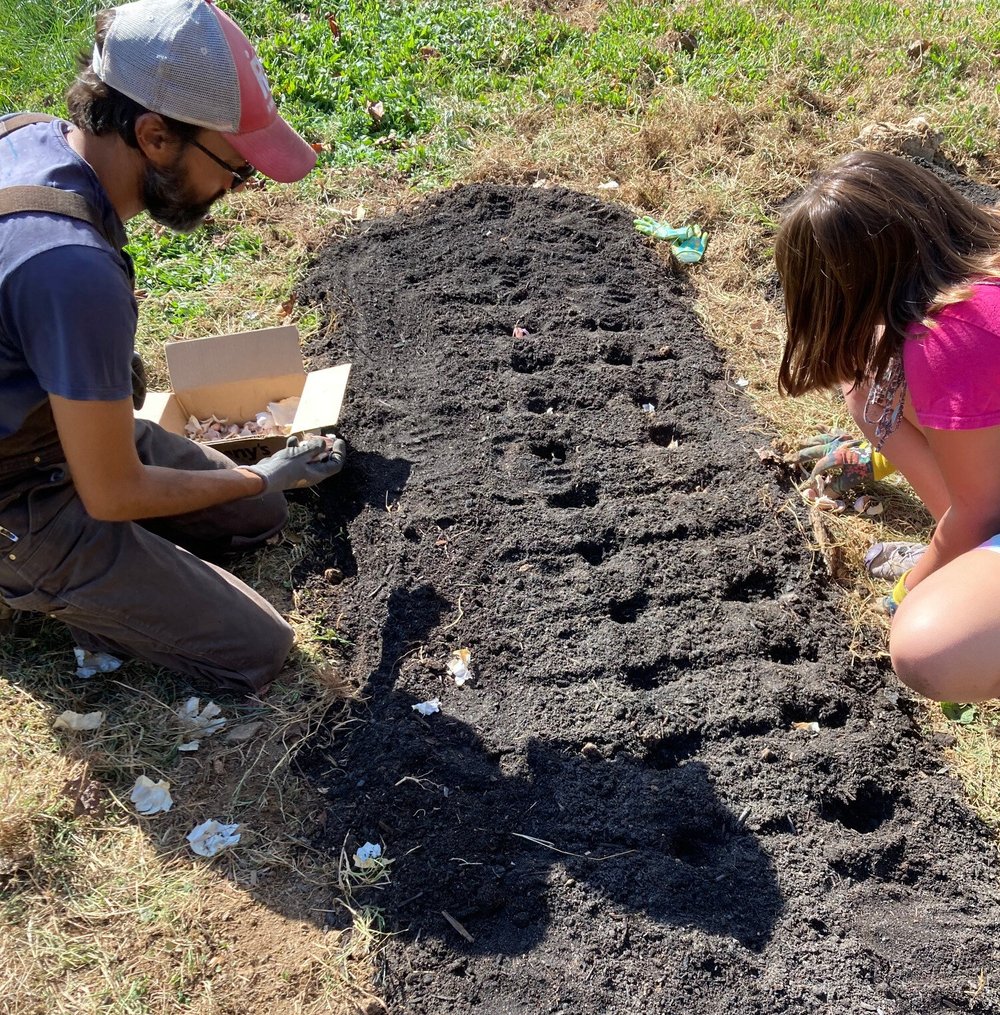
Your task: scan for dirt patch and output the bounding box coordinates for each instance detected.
[506,0,607,31]
[295,184,1000,1013]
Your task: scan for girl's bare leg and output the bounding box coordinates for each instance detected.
[890,545,1000,701]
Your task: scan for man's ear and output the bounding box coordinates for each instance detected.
[134,112,182,166]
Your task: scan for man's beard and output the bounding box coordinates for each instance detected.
[142,155,221,233]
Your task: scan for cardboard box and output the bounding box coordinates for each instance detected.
[136,325,350,465]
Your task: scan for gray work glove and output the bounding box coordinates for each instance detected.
[246,435,347,493]
[130,352,147,410]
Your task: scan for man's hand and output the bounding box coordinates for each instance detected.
[784,431,896,496]
[245,435,347,493]
[49,394,265,520]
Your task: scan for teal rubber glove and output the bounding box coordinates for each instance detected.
[633,217,708,263]
[634,216,694,241]
[246,435,347,493]
[672,232,707,264]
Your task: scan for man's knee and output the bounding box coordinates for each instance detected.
[231,613,295,693]
[229,491,288,549]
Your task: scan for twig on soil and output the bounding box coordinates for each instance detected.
[441,909,475,943]
[440,594,465,634]
[394,773,441,791]
[511,832,636,861]
[810,510,846,582]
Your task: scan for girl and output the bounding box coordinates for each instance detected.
[776,150,1000,702]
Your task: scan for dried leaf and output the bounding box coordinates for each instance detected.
[906,38,932,60]
[755,445,783,465]
[223,721,265,744]
[326,13,341,38]
[63,776,106,818]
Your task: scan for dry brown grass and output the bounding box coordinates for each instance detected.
[0,503,377,1014]
[505,0,610,31]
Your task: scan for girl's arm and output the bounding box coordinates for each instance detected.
[841,382,951,521]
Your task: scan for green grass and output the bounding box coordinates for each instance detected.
[7,0,998,180]
[0,0,94,110]
[1,0,996,228]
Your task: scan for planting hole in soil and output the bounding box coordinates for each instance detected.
[295,184,1000,1013]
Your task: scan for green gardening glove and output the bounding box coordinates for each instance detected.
[634,216,694,241]
[633,217,708,263]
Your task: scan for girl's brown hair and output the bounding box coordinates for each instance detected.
[776,150,1000,397]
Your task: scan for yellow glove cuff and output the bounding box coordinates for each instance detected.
[891,570,911,607]
[871,450,896,481]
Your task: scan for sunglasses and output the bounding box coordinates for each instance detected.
[188,138,257,189]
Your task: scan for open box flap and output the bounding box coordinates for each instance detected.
[166,326,303,392]
[292,363,352,434]
[135,390,188,433]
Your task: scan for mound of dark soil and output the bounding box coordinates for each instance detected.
[295,184,1000,1014]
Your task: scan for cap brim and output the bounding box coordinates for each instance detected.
[226,115,317,184]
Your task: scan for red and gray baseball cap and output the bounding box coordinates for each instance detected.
[91,0,317,182]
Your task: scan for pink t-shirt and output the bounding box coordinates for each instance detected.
[904,282,1000,430]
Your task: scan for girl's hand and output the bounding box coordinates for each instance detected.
[784,430,896,495]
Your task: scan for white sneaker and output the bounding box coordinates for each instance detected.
[864,541,927,581]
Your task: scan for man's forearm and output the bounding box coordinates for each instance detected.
[84,463,266,522]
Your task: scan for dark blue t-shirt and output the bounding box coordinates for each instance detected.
[0,118,137,439]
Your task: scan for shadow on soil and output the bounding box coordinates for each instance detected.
[313,582,783,956]
[295,182,1000,1014]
